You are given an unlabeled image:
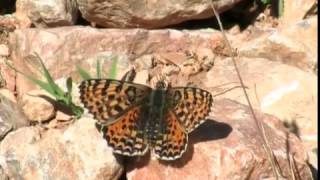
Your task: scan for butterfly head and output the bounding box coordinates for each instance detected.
[155,80,167,90]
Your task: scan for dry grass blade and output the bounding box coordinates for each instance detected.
[209,1,284,179]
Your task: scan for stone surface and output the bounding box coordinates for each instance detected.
[4,6,316,178]
[0,89,29,139]
[77,0,243,28]
[0,45,9,57]
[15,0,78,28]
[0,118,123,180]
[0,15,19,31]
[8,27,224,97]
[280,16,318,69]
[237,20,317,73]
[0,16,16,91]
[126,99,312,180]
[0,57,16,92]
[280,0,316,27]
[21,90,56,122]
[205,57,317,154]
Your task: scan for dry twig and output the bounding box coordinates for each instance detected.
[209,1,284,179]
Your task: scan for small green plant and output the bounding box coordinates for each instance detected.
[260,0,271,5]
[76,55,118,80]
[259,0,284,17]
[6,54,119,119]
[5,54,85,118]
[108,56,118,79]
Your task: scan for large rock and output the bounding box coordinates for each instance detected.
[0,89,29,139]
[77,0,243,28]
[8,27,224,97]
[280,0,316,27]
[205,57,317,154]
[15,0,78,28]
[21,90,56,123]
[8,25,316,155]
[126,99,312,179]
[237,16,317,73]
[0,117,123,180]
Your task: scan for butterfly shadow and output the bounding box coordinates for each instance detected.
[125,118,232,170]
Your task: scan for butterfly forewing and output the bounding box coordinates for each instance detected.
[153,111,188,160]
[79,79,152,125]
[167,87,213,133]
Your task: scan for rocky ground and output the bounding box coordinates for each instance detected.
[0,0,317,180]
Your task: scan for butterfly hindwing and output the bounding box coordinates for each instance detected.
[79,79,152,125]
[101,105,148,156]
[153,111,188,160]
[167,87,213,133]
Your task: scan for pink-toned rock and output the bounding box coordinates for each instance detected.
[15,0,78,28]
[0,89,16,102]
[21,90,56,122]
[0,15,19,31]
[237,26,316,73]
[127,99,312,180]
[0,45,9,57]
[280,16,317,67]
[0,58,16,92]
[8,27,224,97]
[206,57,317,154]
[280,0,316,27]
[77,0,243,28]
[0,118,123,180]
[0,90,29,139]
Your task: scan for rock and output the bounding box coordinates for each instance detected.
[15,0,78,28]
[21,90,56,122]
[0,164,9,180]
[280,16,318,69]
[308,149,317,170]
[0,17,16,91]
[0,89,16,103]
[0,45,9,57]
[8,27,224,97]
[134,70,149,85]
[55,110,72,122]
[206,57,317,155]
[0,117,123,179]
[0,57,16,92]
[280,0,316,27]
[0,89,29,139]
[77,0,243,28]
[238,25,317,73]
[0,15,18,32]
[127,99,312,179]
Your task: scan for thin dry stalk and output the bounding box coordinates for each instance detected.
[209,1,283,179]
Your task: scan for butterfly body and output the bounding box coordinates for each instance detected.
[79,79,213,160]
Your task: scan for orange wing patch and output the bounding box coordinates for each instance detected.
[153,111,188,160]
[102,106,148,156]
[168,87,213,133]
[79,79,151,125]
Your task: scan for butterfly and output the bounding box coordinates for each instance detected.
[79,79,213,160]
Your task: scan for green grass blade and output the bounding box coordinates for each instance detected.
[5,60,57,96]
[76,65,92,80]
[108,56,118,79]
[278,0,284,17]
[96,58,102,78]
[34,53,65,97]
[66,77,73,105]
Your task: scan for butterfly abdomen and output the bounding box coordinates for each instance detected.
[144,89,168,147]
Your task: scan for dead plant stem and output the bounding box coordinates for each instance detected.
[209,1,282,179]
